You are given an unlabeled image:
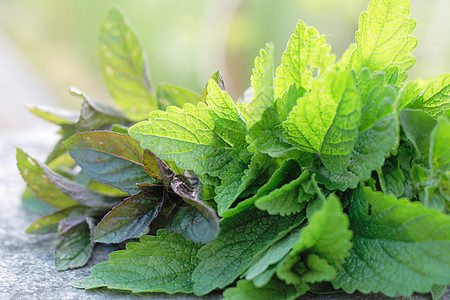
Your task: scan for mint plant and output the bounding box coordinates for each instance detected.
[17,0,449,298]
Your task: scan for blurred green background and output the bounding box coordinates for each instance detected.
[0,0,449,108]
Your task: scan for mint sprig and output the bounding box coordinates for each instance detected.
[17,0,449,297]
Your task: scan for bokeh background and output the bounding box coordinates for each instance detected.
[0,0,449,130]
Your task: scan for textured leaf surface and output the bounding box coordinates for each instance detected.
[349,0,417,84]
[71,230,201,293]
[398,80,422,110]
[275,84,304,123]
[346,113,398,181]
[129,103,234,178]
[356,69,397,133]
[245,45,295,158]
[333,188,450,296]
[167,205,219,244]
[312,72,399,191]
[205,79,247,150]
[223,278,304,300]
[40,163,121,208]
[17,148,78,209]
[245,227,301,283]
[406,73,450,117]
[57,212,90,237]
[255,170,312,216]
[311,167,359,191]
[55,219,94,270]
[379,157,405,197]
[236,153,272,198]
[65,131,158,195]
[284,71,360,172]
[192,209,304,295]
[275,19,335,97]
[277,194,352,285]
[99,8,158,121]
[333,114,398,190]
[168,175,220,243]
[129,79,247,214]
[222,159,302,218]
[94,191,163,244]
[247,43,275,129]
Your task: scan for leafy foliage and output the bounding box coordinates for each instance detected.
[99,8,158,120]
[71,230,202,293]
[18,0,449,298]
[332,188,450,297]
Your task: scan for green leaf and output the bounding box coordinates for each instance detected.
[406,73,450,117]
[245,227,301,283]
[99,8,158,121]
[21,187,58,216]
[57,211,91,237]
[27,104,79,126]
[356,69,397,133]
[166,175,220,243]
[312,74,399,191]
[129,79,247,214]
[167,205,219,244]
[222,159,302,218]
[349,0,417,84]
[70,230,202,293]
[245,45,302,159]
[430,117,450,173]
[423,185,447,212]
[206,79,247,150]
[157,83,200,109]
[348,114,399,180]
[129,102,234,178]
[399,109,437,160]
[278,253,337,285]
[277,194,352,285]
[64,131,158,195]
[41,162,121,208]
[199,70,226,103]
[332,187,450,296]
[26,207,76,234]
[275,84,304,123]
[213,160,246,215]
[379,157,405,197]
[398,80,422,110]
[192,208,305,296]
[284,70,361,172]
[310,167,359,191]
[94,191,163,244]
[431,285,446,300]
[336,43,356,71]
[236,153,272,198]
[247,43,274,129]
[223,278,306,300]
[17,148,78,209]
[70,87,130,131]
[55,218,95,270]
[255,170,312,216]
[275,19,335,98]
